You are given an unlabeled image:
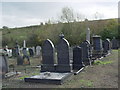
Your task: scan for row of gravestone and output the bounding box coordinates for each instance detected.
[1,35,119,78]
[40,35,119,73]
[12,46,41,58]
[41,36,92,72]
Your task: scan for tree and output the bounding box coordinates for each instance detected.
[2,26,9,29]
[76,13,85,21]
[60,7,75,23]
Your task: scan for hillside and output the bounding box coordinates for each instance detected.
[1,18,118,47]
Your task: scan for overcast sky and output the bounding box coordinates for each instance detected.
[0,0,119,28]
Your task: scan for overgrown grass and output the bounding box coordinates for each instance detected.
[93,60,113,65]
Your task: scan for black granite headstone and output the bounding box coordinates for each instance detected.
[73,46,84,70]
[41,39,55,72]
[92,35,103,58]
[103,39,111,55]
[56,37,72,72]
[111,38,119,49]
[80,41,91,65]
[29,48,34,57]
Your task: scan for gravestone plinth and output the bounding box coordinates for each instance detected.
[56,38,72,72]
[41,39,56,72]
[73,46,84,70]
[24,72,72,85]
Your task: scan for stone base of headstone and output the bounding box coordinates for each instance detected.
[5,72,21,78]
[24,72,73,85]
[41,64,55,72]
[83,58,91,66]
[92,50,103,58]
[73,64,85,70]
[56,64,72,72]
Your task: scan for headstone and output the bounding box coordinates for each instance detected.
[41,39,55,72]
[32,46,35,55]
[56,36,72,72]
[22,48,30,65]
[92,35,103,58]
[80,40,91,65]
[0,54,9,78]
[103,39,111,55]
[17,55,23,65]
[23,40,26,48]
[12,48,16,57]
[29,48,34,57]
[73,46,84,70]
[92,35,103,51]
[86,28,90,42]
[14,41,20,56]
[111,37,119,49]
[36,46,41,57]
[22,40,30,65]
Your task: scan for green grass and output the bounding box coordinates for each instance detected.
[93,60,113,65]
[80,79,93,87]
[18,75,29,80]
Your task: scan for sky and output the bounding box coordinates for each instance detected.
[0,0,119,28]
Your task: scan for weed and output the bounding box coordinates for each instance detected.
[19,75,29,80]
[80,79,93,87]
[93,60,113,65]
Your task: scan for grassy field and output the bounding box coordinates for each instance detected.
[2,50,118,88]
[1,18,118,47]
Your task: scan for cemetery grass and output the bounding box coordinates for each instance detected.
[2,50,118,88]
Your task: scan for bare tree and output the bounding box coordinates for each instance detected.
[60,7,75,23]
[94,12,104,20]
[76,13,85,22]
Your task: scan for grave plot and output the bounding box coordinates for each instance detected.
[25,36,73,85]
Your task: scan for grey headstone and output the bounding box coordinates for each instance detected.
[0,54,9,78]
[92,35,103,58]
[111,38,119,49]
[22,48,30,65]
[29,48,34,57]
[86,28,90,42]
[41,39,55,72]
[17,55,23,65]
[23,40,26,48]
[80,40,91,65]
[15,42,20,56]
[56,38,72,72]
[32,46,35,55]
[73,46,84,70]
[36,46,41,57]
[12,48,16,57]
[103,39,111,55]
[92,35,103,51]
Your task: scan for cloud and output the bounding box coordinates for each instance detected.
[1,1,118,28]
[2,15,45,27]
